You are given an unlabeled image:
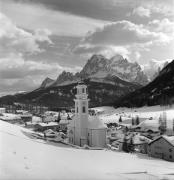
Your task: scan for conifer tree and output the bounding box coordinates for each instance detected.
[119,116,122,123]
[132,118,135,125]
[67,113,71,120]
[57,112,61,123]
[136,116,140,125]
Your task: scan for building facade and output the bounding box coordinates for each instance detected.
[148,136,174,162]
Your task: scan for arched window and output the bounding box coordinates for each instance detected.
[82,88,85,93]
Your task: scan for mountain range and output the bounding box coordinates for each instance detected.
[0,54,172,109]
[40,54,149,89]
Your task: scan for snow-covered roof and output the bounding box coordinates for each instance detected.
[164,136,174,146]
[0,113,21,121]
[149,135,174,147]
[37,122,58,127]
[133,135,151,145]
[59,119,69,124]
[137,119,159,132]
[88,116,106,129]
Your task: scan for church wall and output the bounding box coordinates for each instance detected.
[88,129,106,148]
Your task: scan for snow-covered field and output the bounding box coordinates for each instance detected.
[94,105,174,125]
[0,119,174,180]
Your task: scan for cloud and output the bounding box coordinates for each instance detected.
[134,51,141,60]
[5,0,173,22]
[143,0,174,16]
[73,20,171,59]
[0,12,52,55]
[0,52,82,95]
[142,58,173,79]
[1,0,106,37]
[132,6,151,17]
[74,44,130,59]
[0,12,83,95]
[81,21,169,46]
[0,53,60,78]
[148,18,174,35]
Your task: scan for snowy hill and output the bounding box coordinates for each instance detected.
[0,120,174,180]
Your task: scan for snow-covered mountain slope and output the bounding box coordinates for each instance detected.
[0,120,174,180]
[114,59,174,107]
[143,59,170,81]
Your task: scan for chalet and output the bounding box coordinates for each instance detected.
[59,119,69,132]
[35,122,59,132]
[16,110,32,122]
[0,108,6,113]
[133,134,151,154]
[148,135,174,162]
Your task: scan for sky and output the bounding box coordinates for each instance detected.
[0,0,174,96]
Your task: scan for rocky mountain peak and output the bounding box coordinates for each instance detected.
[80,54,148,85]
[55,71,75,84]
[40,54,149,88]
[110,54,126,62]
[40,77,54,88]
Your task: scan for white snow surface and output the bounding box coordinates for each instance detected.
[0,120,174,180]
[138,119,159,131]
[94,105,174,125]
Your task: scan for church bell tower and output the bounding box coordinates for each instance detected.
[74,82,89,146]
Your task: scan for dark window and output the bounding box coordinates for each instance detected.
[77,107,78,113]
[82,106,86,113]
[169,155,172,159]
[169,149,172,152]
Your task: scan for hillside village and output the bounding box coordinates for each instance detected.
[1,82,174,163]
[0,81,174,180]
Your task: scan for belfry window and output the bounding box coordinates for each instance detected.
[82,106,86,113]
[82,88,85,93]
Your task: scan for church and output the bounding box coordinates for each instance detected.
[67,82,106,148]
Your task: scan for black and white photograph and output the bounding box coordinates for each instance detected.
[0,0,174,179]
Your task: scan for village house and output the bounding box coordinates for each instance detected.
[148,135,174,162]
[0,108,6,114]
[68,82,107,148]
[16,110,32,122]
[0,113,22,124]
[35,122,59,132]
